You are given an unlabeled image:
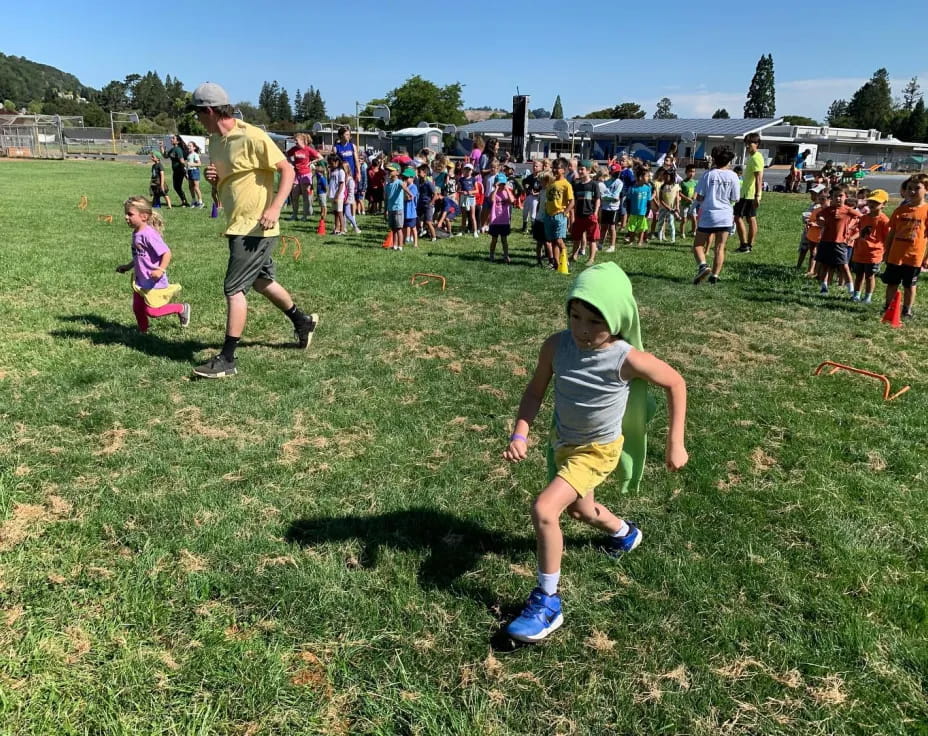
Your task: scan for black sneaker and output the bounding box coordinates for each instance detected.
[735,244,752,253]
[902,307,915,320]
[294,313,320,350]
[693,263,711,284]
[708,274,720,284]
[193,355,237,379]
[179,303,191,328]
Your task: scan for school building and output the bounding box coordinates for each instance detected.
[457,117,783,165]
[757,123,928,171]
[457,117,928,171]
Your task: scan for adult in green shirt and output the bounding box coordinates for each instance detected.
[733,132,764,253]
[160,134,190,207]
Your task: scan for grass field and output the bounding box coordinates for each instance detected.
[1,159,926,735]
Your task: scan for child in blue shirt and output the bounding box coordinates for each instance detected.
[402,167,419,248]
[314,161,328,223]
[384,163,405,250]
[625,168,653,246]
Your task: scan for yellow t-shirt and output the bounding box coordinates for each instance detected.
[741,150,764,201]
[209,120,287,237]
[545,178,574,216]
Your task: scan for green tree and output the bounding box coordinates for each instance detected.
[258,81,281,119]
[711,108,730,119]
[826,99,853,127]
[306,88,326,124]
[847,68,893,130]
[26,100,43,114]
[580,102,645,119]
[293,88,303,121]
[99,79,129,111]
[552,94,564,119]
[163,75,185,114]
[3,99,16,111]
[177,111,207,136]
[235,101,269,126]
[902,77,921,112]
[530,107,550,119]
[384,75,466,130]
[744,54,776,118]
[131,72,167,118]
[654,97,677,119]
[897,98,927,141]
[781,114,819,126]
[276,88,292,122]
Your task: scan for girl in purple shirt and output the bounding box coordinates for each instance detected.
[116,196,190,333]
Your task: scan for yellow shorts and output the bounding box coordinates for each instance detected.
[550,435,624,497]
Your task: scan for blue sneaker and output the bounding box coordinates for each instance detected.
[604,524,642,557]
[506,588,564,643]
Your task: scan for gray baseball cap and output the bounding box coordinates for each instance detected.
[189,82,230,109]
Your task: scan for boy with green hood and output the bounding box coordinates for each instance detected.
[502,263,688,643]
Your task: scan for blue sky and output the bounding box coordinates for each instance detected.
[5,0,924,123]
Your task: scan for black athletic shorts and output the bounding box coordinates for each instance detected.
[851,261,880,276]
[815,241,849,267]
[882,263,921,287]
[599,210,619,226]
[733,198,759,218]
[224,235,276,296]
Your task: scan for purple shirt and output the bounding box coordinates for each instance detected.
[490,188,513,225]
[132,225,170,289]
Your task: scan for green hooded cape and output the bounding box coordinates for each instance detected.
[547,262,656,493]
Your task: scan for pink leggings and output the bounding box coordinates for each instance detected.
[133,292,183,332]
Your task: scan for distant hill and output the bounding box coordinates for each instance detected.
[0,52,92,105]
[464,108,508,122]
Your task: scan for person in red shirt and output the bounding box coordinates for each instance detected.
[366,157,386,215]
[883,174,928,319]
[849,189,890,304]
[815,186,860,295]
[286,133,321,221]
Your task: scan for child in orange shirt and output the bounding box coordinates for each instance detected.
[849,189,890,304]
[815,186,860,295]
[883,174,928,319]
[797,190,827,275]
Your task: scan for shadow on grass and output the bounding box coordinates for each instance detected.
[51,314,209,363]
[285,508,596,650]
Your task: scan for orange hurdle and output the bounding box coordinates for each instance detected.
[410,273,447,290]
[78,195,88,210]
[278,235,302,260]
[97,214,113,224]
[813,361,910,401]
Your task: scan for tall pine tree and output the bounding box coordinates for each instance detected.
[277,88,292,122]
[847,69,893,130]
[654,97,677,119]
[552,94,563,119]
[744,54,776,118]
[293,88,303,121]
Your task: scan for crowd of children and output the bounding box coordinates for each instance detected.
[796,173,928,318]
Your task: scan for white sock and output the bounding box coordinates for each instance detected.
[538,570,560,596]
[612,521,630,538]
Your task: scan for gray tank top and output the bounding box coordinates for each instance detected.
[553,331,632,446]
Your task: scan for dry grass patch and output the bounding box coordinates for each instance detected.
[0,495,73,552]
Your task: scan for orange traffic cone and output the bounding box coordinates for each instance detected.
[316,218,327,235]
[381,232,393,249]
[881,291,903,328]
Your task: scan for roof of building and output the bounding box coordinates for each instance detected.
[460,117,782,137]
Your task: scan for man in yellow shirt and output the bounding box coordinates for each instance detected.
[734,132,765,254]
[189,82,319,379]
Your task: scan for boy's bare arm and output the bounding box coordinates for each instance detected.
[503,334,557,462]
[621,348,688,471]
